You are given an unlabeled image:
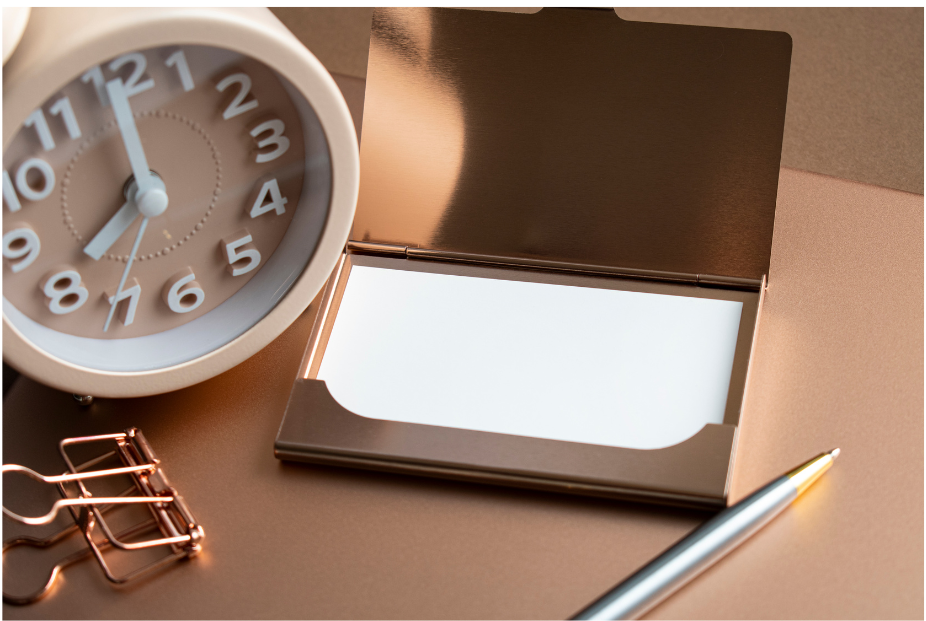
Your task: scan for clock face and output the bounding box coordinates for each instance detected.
[3,44,332,372]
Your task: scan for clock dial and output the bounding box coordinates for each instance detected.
[3,44,332,370]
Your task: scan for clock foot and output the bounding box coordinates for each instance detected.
[72,394,94,406]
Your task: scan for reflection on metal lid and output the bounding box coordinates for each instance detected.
[355,8,791,281]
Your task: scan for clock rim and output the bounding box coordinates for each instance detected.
[1,7,31,63]
[2,7,359,397]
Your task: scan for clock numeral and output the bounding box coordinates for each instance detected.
[2,226,40,273]
[249,178,288,218]
[83,53,154,105]
[163,267,205,314]
[13,158,56,202]
[166,50,195,92]
[3,170,22,212]
[250,120,290,164]
[5,158,56,209]
[222,230,261,277]
[109,52,155,97]
[25,97,83,151]
[81,66,110,106]
[40,267,89,315]
[216,73,259,120]
[49,96,82,140]
[23,108,55,151]
[103,278,141,327]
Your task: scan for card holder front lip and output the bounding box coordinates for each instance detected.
[275,378,736,509]
[278,252,762,509]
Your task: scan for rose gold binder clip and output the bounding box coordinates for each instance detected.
[2,428,204,605]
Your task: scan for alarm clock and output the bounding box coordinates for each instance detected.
[2,8,359,397]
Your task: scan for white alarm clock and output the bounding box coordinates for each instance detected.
[2,8,359,397]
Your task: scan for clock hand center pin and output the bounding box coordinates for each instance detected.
[83,172,167,261]
[135,186,168,218]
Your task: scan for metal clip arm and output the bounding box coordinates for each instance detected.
[2,429,204,605]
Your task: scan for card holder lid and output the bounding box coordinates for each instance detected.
[353,8,791,282]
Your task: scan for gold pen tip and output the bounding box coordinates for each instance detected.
[788,449,840,495]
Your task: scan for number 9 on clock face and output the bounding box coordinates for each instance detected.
[2,44,333,372]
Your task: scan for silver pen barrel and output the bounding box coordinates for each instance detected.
[572,450,839,620]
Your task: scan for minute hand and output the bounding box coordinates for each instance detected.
[104,78,168,223]
[105,79,155,194]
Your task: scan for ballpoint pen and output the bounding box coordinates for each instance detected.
[572,449,840,620]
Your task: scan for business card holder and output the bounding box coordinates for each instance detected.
[276,8,792,508]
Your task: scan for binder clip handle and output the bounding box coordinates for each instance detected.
[3,464,171,526]
[2,429,203,605]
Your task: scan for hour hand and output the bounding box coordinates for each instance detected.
[83,200,139,260]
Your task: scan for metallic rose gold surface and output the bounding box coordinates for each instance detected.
[302,255,351,380]
[278,382,736,508]
[2,75,922,621]
[355,8,791,281]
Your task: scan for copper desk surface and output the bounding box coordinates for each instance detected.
[4,166,922,619]
[4,10,924,621]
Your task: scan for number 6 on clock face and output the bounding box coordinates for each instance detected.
[163,268,205,314]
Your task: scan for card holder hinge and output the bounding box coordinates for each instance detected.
[346,241,762,291]
[346,240,408,257]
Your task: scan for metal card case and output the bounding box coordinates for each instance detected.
[275,8,791,508]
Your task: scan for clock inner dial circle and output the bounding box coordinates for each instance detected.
[61,109,223,262]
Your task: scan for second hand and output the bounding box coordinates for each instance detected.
[103,216,149,333]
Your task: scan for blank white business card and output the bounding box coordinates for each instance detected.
[317,265,743,450]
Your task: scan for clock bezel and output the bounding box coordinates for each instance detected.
[2,7,359,397]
